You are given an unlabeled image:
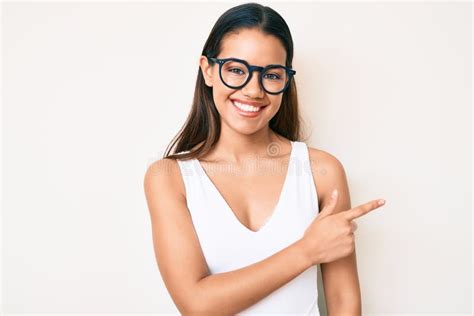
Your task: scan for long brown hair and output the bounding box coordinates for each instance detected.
[163,2,309,161]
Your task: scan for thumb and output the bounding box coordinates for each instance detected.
[318,189,339,218]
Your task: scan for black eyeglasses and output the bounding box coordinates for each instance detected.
[206,56,296,95]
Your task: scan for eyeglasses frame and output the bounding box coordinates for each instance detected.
[206,56,296,95]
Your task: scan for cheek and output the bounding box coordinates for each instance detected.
[266,97,283,115]
[212,89,235,111]
[212,78,232,97]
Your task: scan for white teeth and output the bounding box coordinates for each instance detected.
[232,101,262,112]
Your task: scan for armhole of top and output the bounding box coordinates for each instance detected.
[176,158,193,203]
[304,143,320,214]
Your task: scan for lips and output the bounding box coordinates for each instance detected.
[231,100,268,118]
[230,98,268,107]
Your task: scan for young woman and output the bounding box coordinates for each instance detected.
[144,3,386,315]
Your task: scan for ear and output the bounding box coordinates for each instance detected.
[199,55,214,87]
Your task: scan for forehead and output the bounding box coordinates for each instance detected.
[219,28,286,66]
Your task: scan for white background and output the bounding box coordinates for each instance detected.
[2,1,472,314]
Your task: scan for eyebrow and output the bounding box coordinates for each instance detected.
[227,56,286,67]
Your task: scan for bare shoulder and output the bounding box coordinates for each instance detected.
[307,146,346,175]
[307,146,351,210]
[144,157,186,199]
[143,158,209,313]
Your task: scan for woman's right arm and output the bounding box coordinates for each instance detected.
[143,158,315,315]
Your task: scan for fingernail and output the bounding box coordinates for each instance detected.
[378,199,385,205]
[331,189,338,198]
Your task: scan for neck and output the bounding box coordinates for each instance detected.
[209,125,286,164]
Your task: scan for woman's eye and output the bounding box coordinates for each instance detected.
[229,68,244,75]
[264,73,281,80]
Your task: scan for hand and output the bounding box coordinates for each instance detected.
[302,189,385,264]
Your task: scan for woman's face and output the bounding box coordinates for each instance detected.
[200,28,288,135]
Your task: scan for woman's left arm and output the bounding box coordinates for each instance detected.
[308,148,362,315]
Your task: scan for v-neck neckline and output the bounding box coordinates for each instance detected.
[194,141,295,235]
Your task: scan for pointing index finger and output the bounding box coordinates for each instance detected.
[344,199,385,221]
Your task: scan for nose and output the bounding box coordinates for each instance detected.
[241,70,265,98]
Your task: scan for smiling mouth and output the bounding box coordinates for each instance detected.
[231,100,268,113]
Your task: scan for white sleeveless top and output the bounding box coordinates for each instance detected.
[176,141,320,315]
